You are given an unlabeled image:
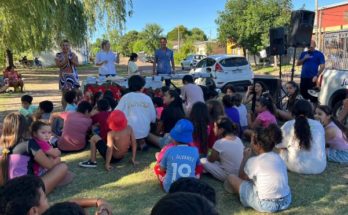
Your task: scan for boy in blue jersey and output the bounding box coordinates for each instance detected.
[159,119,200,192]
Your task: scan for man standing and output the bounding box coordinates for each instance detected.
[297,40,325,102]
[153,37,175,87]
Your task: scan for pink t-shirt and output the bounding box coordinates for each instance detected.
[256,111,277,128]
[58,112,92,151]
[326,121,348,150]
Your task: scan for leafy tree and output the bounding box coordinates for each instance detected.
[189,28,208,41]
[0,0,133,67]
[119,30,139,56]
[166,25,190,41]
[132,40,148,54]
[216,0,292,57]
[139,24,164,54]
[174,40,195,65]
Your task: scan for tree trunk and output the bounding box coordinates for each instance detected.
[243,48,246,57]
[6,49,14,67]
[253,54,257,67]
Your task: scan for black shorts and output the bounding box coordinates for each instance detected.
[96,140,123,163]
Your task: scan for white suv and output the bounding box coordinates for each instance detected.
[189,55,253,91]
[317,69,348,117]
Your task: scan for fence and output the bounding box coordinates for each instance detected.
[323,30,348,70]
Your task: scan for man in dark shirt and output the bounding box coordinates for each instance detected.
[297,40,325,102]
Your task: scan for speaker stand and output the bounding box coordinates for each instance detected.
[290,47,297,81]
[278,55,287,108]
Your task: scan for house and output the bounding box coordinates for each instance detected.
[316,1,348,49]
[193,41,224,55]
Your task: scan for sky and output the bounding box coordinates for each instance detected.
[92,0,346,41]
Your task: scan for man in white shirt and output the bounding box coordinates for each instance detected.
[115,75,156,151]
[95,40,118,77]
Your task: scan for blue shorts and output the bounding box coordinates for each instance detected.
[239,181,291,213]
[327,148,348,164]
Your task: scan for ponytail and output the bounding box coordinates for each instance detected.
[294,115,312,150]
[292,100,313,150]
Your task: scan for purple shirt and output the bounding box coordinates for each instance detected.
[225,107,240,126]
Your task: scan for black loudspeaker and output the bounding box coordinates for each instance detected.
[254,77,281,101]
[269,27,286,56]
[288,10,315,47]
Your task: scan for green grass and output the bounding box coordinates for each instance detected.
[50,148,348,215]
[1,64,348,215]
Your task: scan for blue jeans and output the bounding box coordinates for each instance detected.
[239,181,291,213]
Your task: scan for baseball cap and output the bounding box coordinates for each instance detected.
[107,110,128,131]
[169,119,194,144]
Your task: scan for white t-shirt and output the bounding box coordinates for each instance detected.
[244,152,290,200]
[128,61,138,75]
[213,137,244,175]
[235,104,248,127]
[95,51,117,75]
[181,83,204,113]
[115,92,156,139]
[277,119,326,174]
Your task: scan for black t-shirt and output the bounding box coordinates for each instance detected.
[161,105,185,133]
[0,140,41,176]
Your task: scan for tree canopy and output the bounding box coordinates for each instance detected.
[0,0,133,66]
[167,25,207,41]
[216,0,292,55]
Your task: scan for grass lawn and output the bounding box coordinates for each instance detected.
[1,64,348,214]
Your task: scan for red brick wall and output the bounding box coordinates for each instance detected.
[320,4,348,28]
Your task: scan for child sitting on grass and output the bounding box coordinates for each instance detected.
[91,99,111,142]
[115,75,156,151]
[233,93,248,135]
[19,94,38,118]
[155,119,200,192]
[222,94,240,126]
[181,75,204,114]
[64,90,77,112]
[315,105,348,163]
[244,94,277,139]
[225,124,291,213]
[50,101,93,152]
[79,110,138,171]
[33,100,54,122]
[30,121,61,176]
[201,116,244,181]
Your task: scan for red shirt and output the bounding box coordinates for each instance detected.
[91,111,111,141]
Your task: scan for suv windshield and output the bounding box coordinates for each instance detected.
[220,57,248,67]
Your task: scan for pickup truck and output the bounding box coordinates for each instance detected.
[317,69,348,118]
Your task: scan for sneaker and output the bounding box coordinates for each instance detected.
[79,160,97,168]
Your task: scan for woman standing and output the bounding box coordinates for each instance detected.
[55,40,79,108]
[95,40,118,77]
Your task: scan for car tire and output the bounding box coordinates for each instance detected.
[332,99,348,126]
